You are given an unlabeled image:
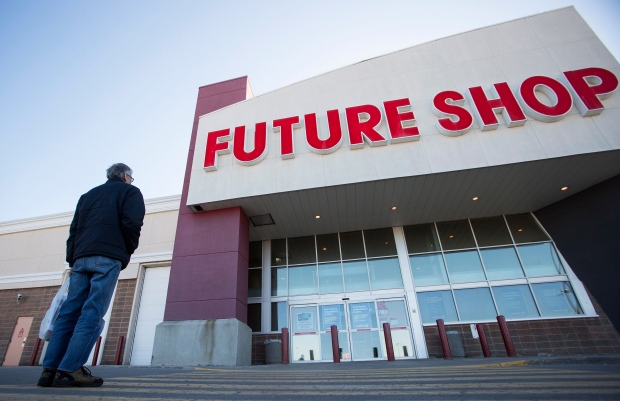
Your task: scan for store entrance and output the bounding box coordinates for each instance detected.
[290,299,415,362]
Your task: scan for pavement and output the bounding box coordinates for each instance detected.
[1,354,619,400]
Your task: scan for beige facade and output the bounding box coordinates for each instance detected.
[0,195,180,290]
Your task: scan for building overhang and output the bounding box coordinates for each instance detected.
[190,150,620,241]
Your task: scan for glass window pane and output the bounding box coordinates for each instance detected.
[271,239,287,266]
[480,247,524,280]
[470,216,513,247]
[319,304,347,331]
[377,300,409,328]
[363,228,397,257]
[492,285,540,319]
[404,223,441,254]
[340,231,365,260]
[318,262,344,294]
[343,260,369,292]
[288,236,316,265]
[247,303,261,332]
[248,268,262,298]
[368,257,403,290]
[417,291,458,324]
[444,250,486,283]
[288,264,318,296]
[518,243,565,276]
[506,214,549,243]
[410,253,449,286]
[271,266,287,296]
[249,241,262,268]
[436,220,476,250]
[316,233,341,262]
[271,301,288,331]
[453,288,497,321]
[532,282,583,317]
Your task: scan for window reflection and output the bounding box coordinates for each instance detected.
[368,257,402,290]
[505,214,549,243]
[470,216,512,247]
[417,291,458,324]
[532,282,583,317]
[340,231,365,260]
[492,285,539,319]
[343,260,370,292]
[480,247,524,280]
[453,288,497,321]
[271,267,287,296]
[318,262,344,294]
[518,243,565,276]
[289,264,318,296]
[444,250,486,283]
[410,253,449,286]
[404,223,441,253]
[271,301,288,331]
[248,268,262,298]
[436,220,476,251]
[364,228,398,257]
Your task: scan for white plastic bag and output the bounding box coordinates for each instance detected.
[39,279,70,340]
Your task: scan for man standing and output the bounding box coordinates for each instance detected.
[38,163,145,387]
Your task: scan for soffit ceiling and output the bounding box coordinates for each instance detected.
[192,150,620,241]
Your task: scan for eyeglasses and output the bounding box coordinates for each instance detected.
[126,174,134,183]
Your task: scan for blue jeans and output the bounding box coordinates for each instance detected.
[43,256,121,372]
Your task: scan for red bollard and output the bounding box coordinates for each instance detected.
[382,323,396,361]
[114,336,125,365]
[29,338,42,366]
[281,328,289,365]
[476,323,491,357]
[496,315,517,357]
[330,325,340,363]
[91,336,102,366]
[436,319,452,359]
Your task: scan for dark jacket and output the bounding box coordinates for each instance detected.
[66,177,145,270]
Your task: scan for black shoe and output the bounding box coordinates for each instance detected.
[37,368,57,387]
[53,366,104,387]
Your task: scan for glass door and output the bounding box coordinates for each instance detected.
[377,299,415,358]
[319,304,350,361]
[290,298,415,362]
[348,301,383,360]
[291,305,321,362]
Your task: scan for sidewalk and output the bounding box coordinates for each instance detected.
[1,355,619,401]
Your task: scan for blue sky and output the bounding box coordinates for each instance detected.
[1,0,619,222]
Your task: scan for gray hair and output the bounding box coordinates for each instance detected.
[106,163,133,181]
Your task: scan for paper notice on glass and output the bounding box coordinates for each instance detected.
[297,312,314,331]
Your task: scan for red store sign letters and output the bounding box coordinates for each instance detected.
[203,67,618,171]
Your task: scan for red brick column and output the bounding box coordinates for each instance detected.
[164,77,252,323]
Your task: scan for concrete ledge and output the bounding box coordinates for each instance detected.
[151,318,252,366]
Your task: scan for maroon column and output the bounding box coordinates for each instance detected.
[330,325,340,363]
[164,77,253,323]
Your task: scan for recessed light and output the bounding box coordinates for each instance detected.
[561,186,568,191]
[449,235,454,239]
[472,197,479,201]
[518,229,523,232]
[315,215,320,219]
[391,206,397,210]
[323,247,327,251]
[384,242,389,245]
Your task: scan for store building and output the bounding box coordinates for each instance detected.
[1,6,619,366]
